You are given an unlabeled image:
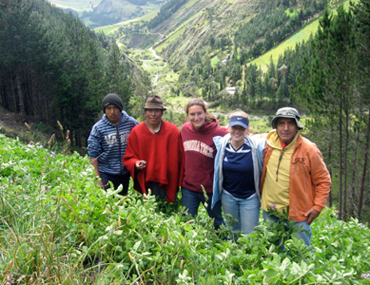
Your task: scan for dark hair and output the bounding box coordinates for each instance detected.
[185,98,214,124]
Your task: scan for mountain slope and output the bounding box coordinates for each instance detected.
[149,0,339,71]
[153,0,260,69]
[46,0,165,27]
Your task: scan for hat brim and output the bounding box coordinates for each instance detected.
[271,115,303,130]
[229,121,249,129]
[143,107,166,111]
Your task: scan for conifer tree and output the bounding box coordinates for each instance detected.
[296,6,357,220]
[352,0,370,219]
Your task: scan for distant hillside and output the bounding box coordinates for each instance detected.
[46,0,165,27]
[148,0,333,70]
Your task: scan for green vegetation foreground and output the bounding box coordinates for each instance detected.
[1,135,370,284]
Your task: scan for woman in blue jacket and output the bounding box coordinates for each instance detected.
[212,110,263,237]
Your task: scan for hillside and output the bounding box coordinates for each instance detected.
[148,0,330,70]
[152,0,260,70]
[46,0,165,27]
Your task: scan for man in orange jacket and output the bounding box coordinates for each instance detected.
[259,107,331,246]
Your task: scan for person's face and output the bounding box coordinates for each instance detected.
[187,105,206,130]
[105,105,121,124]
[276,118,299,145]
[230,125,248,144]
[145,109,163,127]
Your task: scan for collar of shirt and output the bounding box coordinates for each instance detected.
[145,120,162,134]
[280,140,287,149]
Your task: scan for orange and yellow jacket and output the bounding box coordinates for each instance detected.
[260,130,331,222]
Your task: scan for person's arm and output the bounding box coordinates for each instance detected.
[305,146,331,224]
[90,158,103,188]
[122,127,147,194]
[87,124,105,188]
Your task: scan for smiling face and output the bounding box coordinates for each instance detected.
[230,125,248,146]
[145,108,163,129]
[187,105,206,130]
[105,105,121,124]
[276,118,299,145]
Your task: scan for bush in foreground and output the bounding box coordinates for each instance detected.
[0,134,370,284]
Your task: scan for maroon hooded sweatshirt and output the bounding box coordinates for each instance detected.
[180,118,228,193]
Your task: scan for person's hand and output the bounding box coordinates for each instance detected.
[135,160,147,170]
[304,208,320,225]
[97,180,104,189]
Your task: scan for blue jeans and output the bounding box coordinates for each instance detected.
[181,187,224,229]
[263,210,312,246]
[221,191,260,235]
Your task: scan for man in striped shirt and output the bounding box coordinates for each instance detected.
[87,93,138,195]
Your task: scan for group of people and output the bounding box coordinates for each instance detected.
[87,93,331,246]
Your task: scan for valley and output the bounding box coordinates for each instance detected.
[99,0,352,130]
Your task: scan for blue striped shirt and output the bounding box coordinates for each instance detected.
[87,111,138,175]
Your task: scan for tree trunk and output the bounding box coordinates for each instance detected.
[328,124,333,208]
[16,71,26,117]
[339,99,343,220]
[343,105,349,221]
[349,127,360,218]
[357,110,370,219]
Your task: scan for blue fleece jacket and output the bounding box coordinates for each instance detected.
[211,133,264,209]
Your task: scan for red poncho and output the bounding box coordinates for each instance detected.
[123,121,184,202]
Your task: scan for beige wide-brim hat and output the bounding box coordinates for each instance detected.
[271,107,304,130]
[143,95,166,110]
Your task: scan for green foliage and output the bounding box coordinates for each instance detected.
[1,134,370,284]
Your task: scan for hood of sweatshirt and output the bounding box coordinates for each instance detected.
[187,118,223,133]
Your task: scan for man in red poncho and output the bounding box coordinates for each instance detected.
[123,95,183,202]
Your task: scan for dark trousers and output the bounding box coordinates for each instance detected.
[100,172,130,196]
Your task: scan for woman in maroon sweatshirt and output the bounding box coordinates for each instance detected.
[180,98,228,229]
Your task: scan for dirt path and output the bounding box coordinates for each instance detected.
[0,107,25,134]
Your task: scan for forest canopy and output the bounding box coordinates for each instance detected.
[0,0,151,147]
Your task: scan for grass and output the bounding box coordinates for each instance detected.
[211,55,221,67]
[285,7,300,18]
[250,20,320,72]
